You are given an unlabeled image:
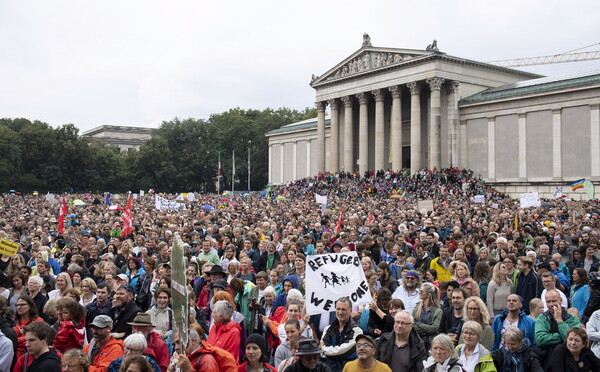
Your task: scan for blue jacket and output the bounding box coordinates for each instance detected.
[271,275,299,313]
[570,284,590,317]
[492,309,536,352]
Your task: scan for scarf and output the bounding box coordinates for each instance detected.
[501,338,530,372]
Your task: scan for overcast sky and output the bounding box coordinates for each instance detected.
[2,0,599,132]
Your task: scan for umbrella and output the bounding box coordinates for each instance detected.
[9,190,15,193]
[108,205,124,211]
[390,194,404,199]
[68,213,77,218]
[229,202,239,206]
[201,205,214,211]
[275,195,288,201]
[33,191,39,195]
[73,199,85,206]
[220,197,229,201]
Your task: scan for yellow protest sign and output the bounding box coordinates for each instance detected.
[0,239,19,257]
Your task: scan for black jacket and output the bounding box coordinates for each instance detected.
[0,316,17,351]
[375,328,427,372]
[321,319,361,362]
[108,300,141,337]
[283,361,331,372]
[549,343,600,372]
[27,349,61,372]
[492,347,543,372]
[258,251,281,272]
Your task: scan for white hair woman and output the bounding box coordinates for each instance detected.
[455,321,495,372]
[423,334,463,372]
[207,299,242,362]
[491,326,542,371]
[107,333,161,372]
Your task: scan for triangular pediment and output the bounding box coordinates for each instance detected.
[310,47,436,86]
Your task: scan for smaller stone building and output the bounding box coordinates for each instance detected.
[81,125,154,151]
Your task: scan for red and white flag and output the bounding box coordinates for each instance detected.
[121,193,133,237]
[57,197,68,234]
[335,212,343,233]
[367,213,375,224]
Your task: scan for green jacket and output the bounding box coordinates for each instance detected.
[456,344,497,372]
[534,309,580,348]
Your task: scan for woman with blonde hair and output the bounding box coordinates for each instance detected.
[452,261,471,285]
[412,282,443,349]
[486,262,512,316]
[79,277,97,306]
[460,296,494,351]
[48,272,73,300]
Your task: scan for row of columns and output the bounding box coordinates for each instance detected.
[315,79,461,175]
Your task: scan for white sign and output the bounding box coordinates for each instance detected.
[520,192,541,208]
[472,195,485,203]
[140,190,145,197]
[155,195,187,211]
[315,194,328,205]
[306,252,372,315]
[417,199,434,213]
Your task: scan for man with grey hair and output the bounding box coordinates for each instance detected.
[207,300,242,362]
[170,328,221,372]
[375,310,427,372]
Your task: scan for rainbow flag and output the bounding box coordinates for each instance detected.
[571,179,585,191]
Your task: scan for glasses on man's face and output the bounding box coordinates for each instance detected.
[356,343,374,349]
[394,321,412,327]
[405,277,416,280]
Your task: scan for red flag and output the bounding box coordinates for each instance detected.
[121,194,133,237]
[335,212,343,233]
[57,197,68,234]
[368,213,375,224]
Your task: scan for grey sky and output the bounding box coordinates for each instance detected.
[1,0,599,132]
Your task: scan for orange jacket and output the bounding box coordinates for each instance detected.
[83,337,124,372]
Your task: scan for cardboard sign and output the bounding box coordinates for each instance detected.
[0,239,20,257]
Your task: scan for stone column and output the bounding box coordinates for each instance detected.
[316,101,326,174]
[280,143,285,184]
[488,117,495,181]
[373,89,385,171]
[427,77,445,170]
[268,144,273,184]
[447,81,460,167]
[342,96,354,172]
[552,109,562,180]
[390,85,402,171]
[292,141,298,180]
[306,141,311,176]
[592,105,600,179]
[357,93,369,175]
[518,114,527,180]
[328,99,340,173]
[459,120,467,169]
[407,82,421,174]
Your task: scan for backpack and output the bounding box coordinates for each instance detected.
[194,340,238,372]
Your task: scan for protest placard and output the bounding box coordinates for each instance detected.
[0,239,19,257]
[306,252,372,315]
[520,192,541,208]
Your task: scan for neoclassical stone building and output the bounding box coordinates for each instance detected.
[266,36,600,198]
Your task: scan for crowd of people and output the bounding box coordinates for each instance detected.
[1,167,600,372]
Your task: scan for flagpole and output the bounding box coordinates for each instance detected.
[232,150,235,194]
[217,152,221,195]
[247,140,251,191]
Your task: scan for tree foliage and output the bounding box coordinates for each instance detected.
[0,106,315,193]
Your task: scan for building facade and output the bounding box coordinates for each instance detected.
[81,125,154,151]
[266,36,600,198]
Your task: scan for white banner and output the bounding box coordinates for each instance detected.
[417,199,434,213]
[520,192,541,208]
[315,193,328,205]
[155,195,187,211]
[306,252,372,315]
[472,195,485,204]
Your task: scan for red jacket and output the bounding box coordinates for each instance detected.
[144,332,169,372]
[83,337,124,372]
[238,362,276,372]
[207,321,242,363]
[187,344,220,372]
[53,320,86,353]
[13,317,44,357]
